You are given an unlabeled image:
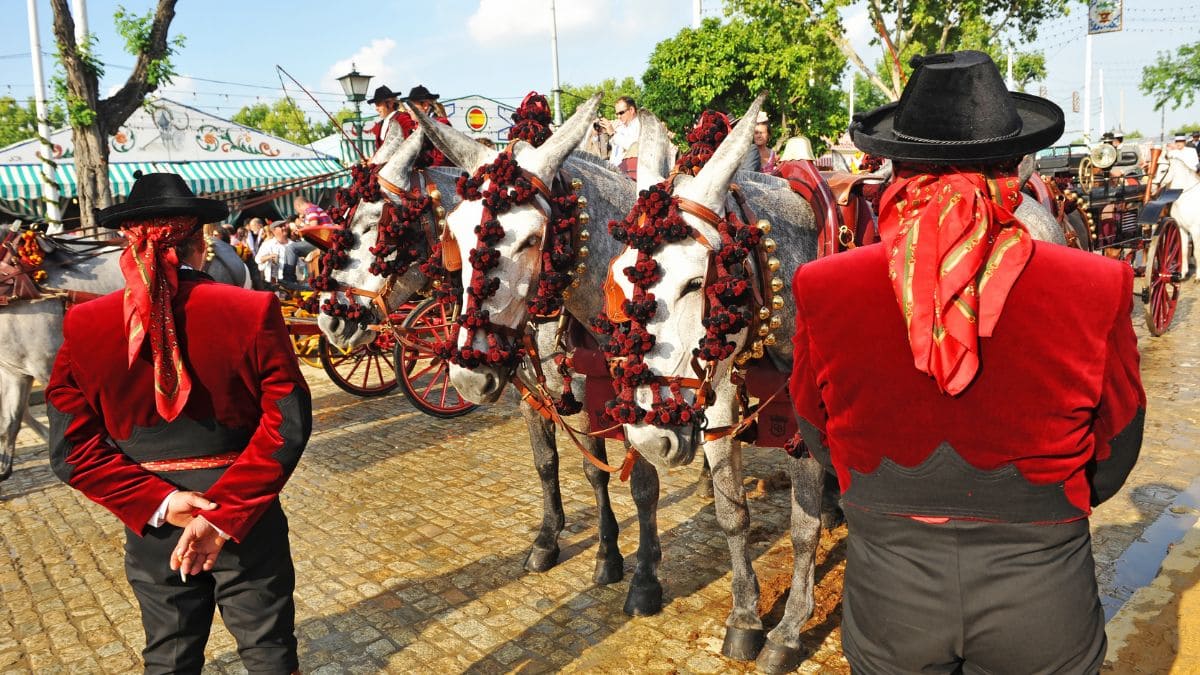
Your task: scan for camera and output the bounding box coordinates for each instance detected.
[593,121,602,131]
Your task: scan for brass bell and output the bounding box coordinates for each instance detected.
[769,316,782,330]
[767,257,781,273]
[751,339,763,353]
[432,279,442,289]
[578,246,590,259]
[758,324,770,336]
[577,196,588,208]
[763,238,778,254]
[771,295,784,311]
[579,230,590,242]
[563,289,573,299]
[571,178,583,191]
[752,346,765,360]
[435,206,446,218]
[735,351,752,366]
[578,212,590,225]
[757,219,772,235]
[770,277,784,293]
[429,189,441,202]
[570,278,581,288]
[758,306,771,320]
[438,219,448,229]
[575,263,587,275]
[764,334,778,346]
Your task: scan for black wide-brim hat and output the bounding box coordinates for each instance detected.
[97,172,228,229]
[850,50,1064,164]
[367,85,399,105]
[405,84,439,101]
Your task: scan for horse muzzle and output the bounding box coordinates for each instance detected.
[624,423,699,469]
[317,314,376,350]
[448,363,509,403]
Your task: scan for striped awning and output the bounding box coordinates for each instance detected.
[0,158,349,220]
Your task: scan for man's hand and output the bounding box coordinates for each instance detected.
[165,491,218,528]
[170,516,227,577]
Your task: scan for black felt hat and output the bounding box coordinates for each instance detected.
[367,85,400,105]
[405,84,439,101]
[850,50,1064,164]
[97,173,228,229]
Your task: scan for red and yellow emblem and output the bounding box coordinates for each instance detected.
[465,106,488,132]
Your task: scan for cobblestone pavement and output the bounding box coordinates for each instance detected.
[2,293,1198,674]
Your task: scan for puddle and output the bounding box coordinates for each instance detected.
[1101,477,1200,621]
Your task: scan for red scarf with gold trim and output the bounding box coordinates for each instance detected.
[118,217,199,421]
[879,165,1032,396]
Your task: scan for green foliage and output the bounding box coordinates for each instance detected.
[1141,42,1200,111]
[310,108,359,140]
[559,77,644,122]
[232,98,329,144]
[642,7,847,152]
[114,5,186,86]
[1171,123,1200,135]
[0,97,67,147]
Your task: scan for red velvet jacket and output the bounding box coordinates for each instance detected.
[47,271,312,541]
[789,242,1145,522]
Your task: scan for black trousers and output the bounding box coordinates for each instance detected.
[841,508,1105,675]
[124,500,298,675]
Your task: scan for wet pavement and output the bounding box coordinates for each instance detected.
[1,294,1197,674]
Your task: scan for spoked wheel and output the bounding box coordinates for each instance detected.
[394,297,478,418]
[318,333,399,397]
[1143,217,1184,336]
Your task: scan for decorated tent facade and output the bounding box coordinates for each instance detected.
[0,97,348,223]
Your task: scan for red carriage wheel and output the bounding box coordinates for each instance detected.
[318,334,399,397]
[395,297,478,418]
[1143,217,1183,337]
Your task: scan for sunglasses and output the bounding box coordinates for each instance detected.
[615,108,630,116]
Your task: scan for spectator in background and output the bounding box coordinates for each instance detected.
[255,222,299,288]
[753,115,780,176]
[600,96,639,180]
[293,195,333,228]
[582,119,611,159]
[243,217,265,256]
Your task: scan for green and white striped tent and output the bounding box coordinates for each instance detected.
[0,98,349,222]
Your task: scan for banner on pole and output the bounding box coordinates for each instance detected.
[1088,0,1123,34]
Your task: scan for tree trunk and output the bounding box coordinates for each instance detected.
[71,121,111,232]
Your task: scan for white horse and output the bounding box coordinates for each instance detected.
[1152,149,1200,279]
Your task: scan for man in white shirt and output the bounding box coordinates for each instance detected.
[601,96,640,180]
[254,222,297,287]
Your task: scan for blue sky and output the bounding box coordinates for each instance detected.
[1,0,1197,143]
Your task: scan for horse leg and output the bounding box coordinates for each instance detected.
[757,455,824,673]
[520,402,565,572]
[0,370,34,481]
[623,451,663,615]
[820,471,844,530]
[576,431,624,585]
[695,453,714,498]
[707,436,765,660]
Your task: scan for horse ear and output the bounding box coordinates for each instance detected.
[376,126,427,192]
[1017,154,1035,186]
[406,102,496,173]
[677,93,766,213]
[518,92,603,185]
[635,108,672,192]
[370,120,407,166]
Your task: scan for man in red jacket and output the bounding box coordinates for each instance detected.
[47,173,312,674]
[789,51,1144,674]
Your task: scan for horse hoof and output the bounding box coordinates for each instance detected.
[694,477,714,499]
[622,577,663,616]
[721,625,766,661]
[523,545,559,573]
[756,639,805,673]
[593,554,624,585]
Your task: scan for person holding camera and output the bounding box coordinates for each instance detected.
[599,96,639,180]
[583,118,611,159]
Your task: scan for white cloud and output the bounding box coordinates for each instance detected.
[467,0,609,46]
[322,38,404,97]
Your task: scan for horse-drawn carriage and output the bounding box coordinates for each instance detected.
[1040,143,1189,335]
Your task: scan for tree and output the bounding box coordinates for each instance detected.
[50,0,184,229]
[0,97,66,148]
[1171,123,1200,136]
[559,77,644,123]
[232,98,334,145]
[1142,42,1200,111]
[773,0,1065,101]
[642,10,847,151]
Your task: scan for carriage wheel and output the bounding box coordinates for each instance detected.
[394,298,478,418]
[1143,217,1183,337]
[1077,156,1094,193]
[318,334,399,397]
[288,307,323,369]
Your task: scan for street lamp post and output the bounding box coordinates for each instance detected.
[336,64,372,161]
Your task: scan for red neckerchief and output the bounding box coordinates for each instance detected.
[118,216,199,421]
[879,164,1032,396]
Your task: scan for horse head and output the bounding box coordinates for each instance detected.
[608,95,765,469]
[411,94,602,402]
[1154,148,1200,193]
[317,128,434,349]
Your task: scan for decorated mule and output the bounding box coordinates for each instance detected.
[316,93,646,590]
[0,225,252,483]
[409,96,705,613]
[600,97,1075,672]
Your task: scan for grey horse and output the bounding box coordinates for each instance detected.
[610,100,1070,671]
[0,233,251,482]
[315,113,631,587]
[411,95,684,613]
